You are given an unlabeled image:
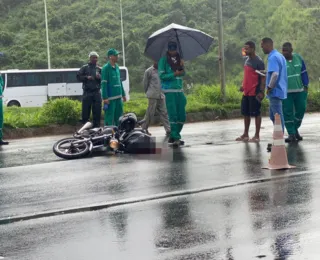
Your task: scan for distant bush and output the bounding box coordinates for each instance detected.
[308,84,320,110]
[188,84,269,112]
[38,98,81,125]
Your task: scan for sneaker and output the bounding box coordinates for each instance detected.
[295,130,303,141]
[285,134,297,143]
[172,140,180,147]
[169,139,185,146]
[0,140,9,145]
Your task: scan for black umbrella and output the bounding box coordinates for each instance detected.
[144,23,214,61]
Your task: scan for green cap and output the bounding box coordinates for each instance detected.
[107,48,120,57]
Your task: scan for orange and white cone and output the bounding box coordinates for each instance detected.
[263,113,295,170]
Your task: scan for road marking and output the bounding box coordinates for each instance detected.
[0,168,318,226]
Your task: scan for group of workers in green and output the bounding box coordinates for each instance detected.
[77,41,187,147]
[0,39,309,148]
[77,48,127,129]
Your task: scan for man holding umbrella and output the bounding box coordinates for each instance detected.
[144,23,214,146]
[158,41,186,146]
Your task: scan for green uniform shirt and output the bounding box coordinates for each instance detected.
[101,62,126,100]
[158,56,185,91]
[286,53,305,93]
[0,74,3,96]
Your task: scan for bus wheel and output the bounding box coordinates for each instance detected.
[7,101,21,107]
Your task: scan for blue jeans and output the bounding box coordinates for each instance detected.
[269,97,285,133]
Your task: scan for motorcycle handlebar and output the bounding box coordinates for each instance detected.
[71,133,112,144]
[137,119,145,126]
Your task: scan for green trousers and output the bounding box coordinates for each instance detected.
[283,91,308,135]
[0,99,3,140]
[104,98,123,126]
[164,92,187,140]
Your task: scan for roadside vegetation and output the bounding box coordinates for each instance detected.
[4,83,320,129]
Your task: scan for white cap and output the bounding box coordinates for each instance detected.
[89,51,99,58]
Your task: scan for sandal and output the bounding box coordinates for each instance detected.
[236,136,249,142]
[248,137,260,143]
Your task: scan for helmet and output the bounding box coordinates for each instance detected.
[118,113,137,132]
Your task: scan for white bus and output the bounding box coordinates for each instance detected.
[0,67,130,107]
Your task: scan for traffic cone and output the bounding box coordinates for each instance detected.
[262,113,295,170]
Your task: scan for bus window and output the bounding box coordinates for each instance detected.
[48,72,64,84]
[7,73,25,87]
[120,69,127,82]
[64,71,78,83]
[26,73,47,86]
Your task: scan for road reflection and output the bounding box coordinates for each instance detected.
[155,150,216,259]
[247,144,312,259]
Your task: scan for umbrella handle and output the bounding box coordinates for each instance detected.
[174,29,184,59]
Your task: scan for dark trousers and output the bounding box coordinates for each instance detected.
[82,90,102,128]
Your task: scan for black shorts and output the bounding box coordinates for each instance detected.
[241,96,261,117]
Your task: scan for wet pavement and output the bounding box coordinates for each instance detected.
[1,114,320,259]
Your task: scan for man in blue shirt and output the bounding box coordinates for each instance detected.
[261,38,288,151]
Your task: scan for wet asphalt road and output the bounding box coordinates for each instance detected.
[1,113,320,259]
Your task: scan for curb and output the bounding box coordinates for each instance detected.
[3,109,245,140]
[3,124,80,140]
[3,106,317,140]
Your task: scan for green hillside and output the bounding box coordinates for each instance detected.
[0,0,319,91]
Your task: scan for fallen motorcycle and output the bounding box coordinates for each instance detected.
[53,113,156,160]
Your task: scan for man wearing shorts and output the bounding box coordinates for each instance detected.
[236,41,265,142]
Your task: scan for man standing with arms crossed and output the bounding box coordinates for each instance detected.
[101,48,127,126]
[142,61,170,136]
[282,42,309,143]
[236,41,265,142]
[0,73,9,145]
[260,38,288,152]
[77,51,102,128]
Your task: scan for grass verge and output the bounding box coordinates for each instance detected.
[3,83,320,129]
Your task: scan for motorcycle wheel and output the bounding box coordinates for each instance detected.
[53,138,90,160]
